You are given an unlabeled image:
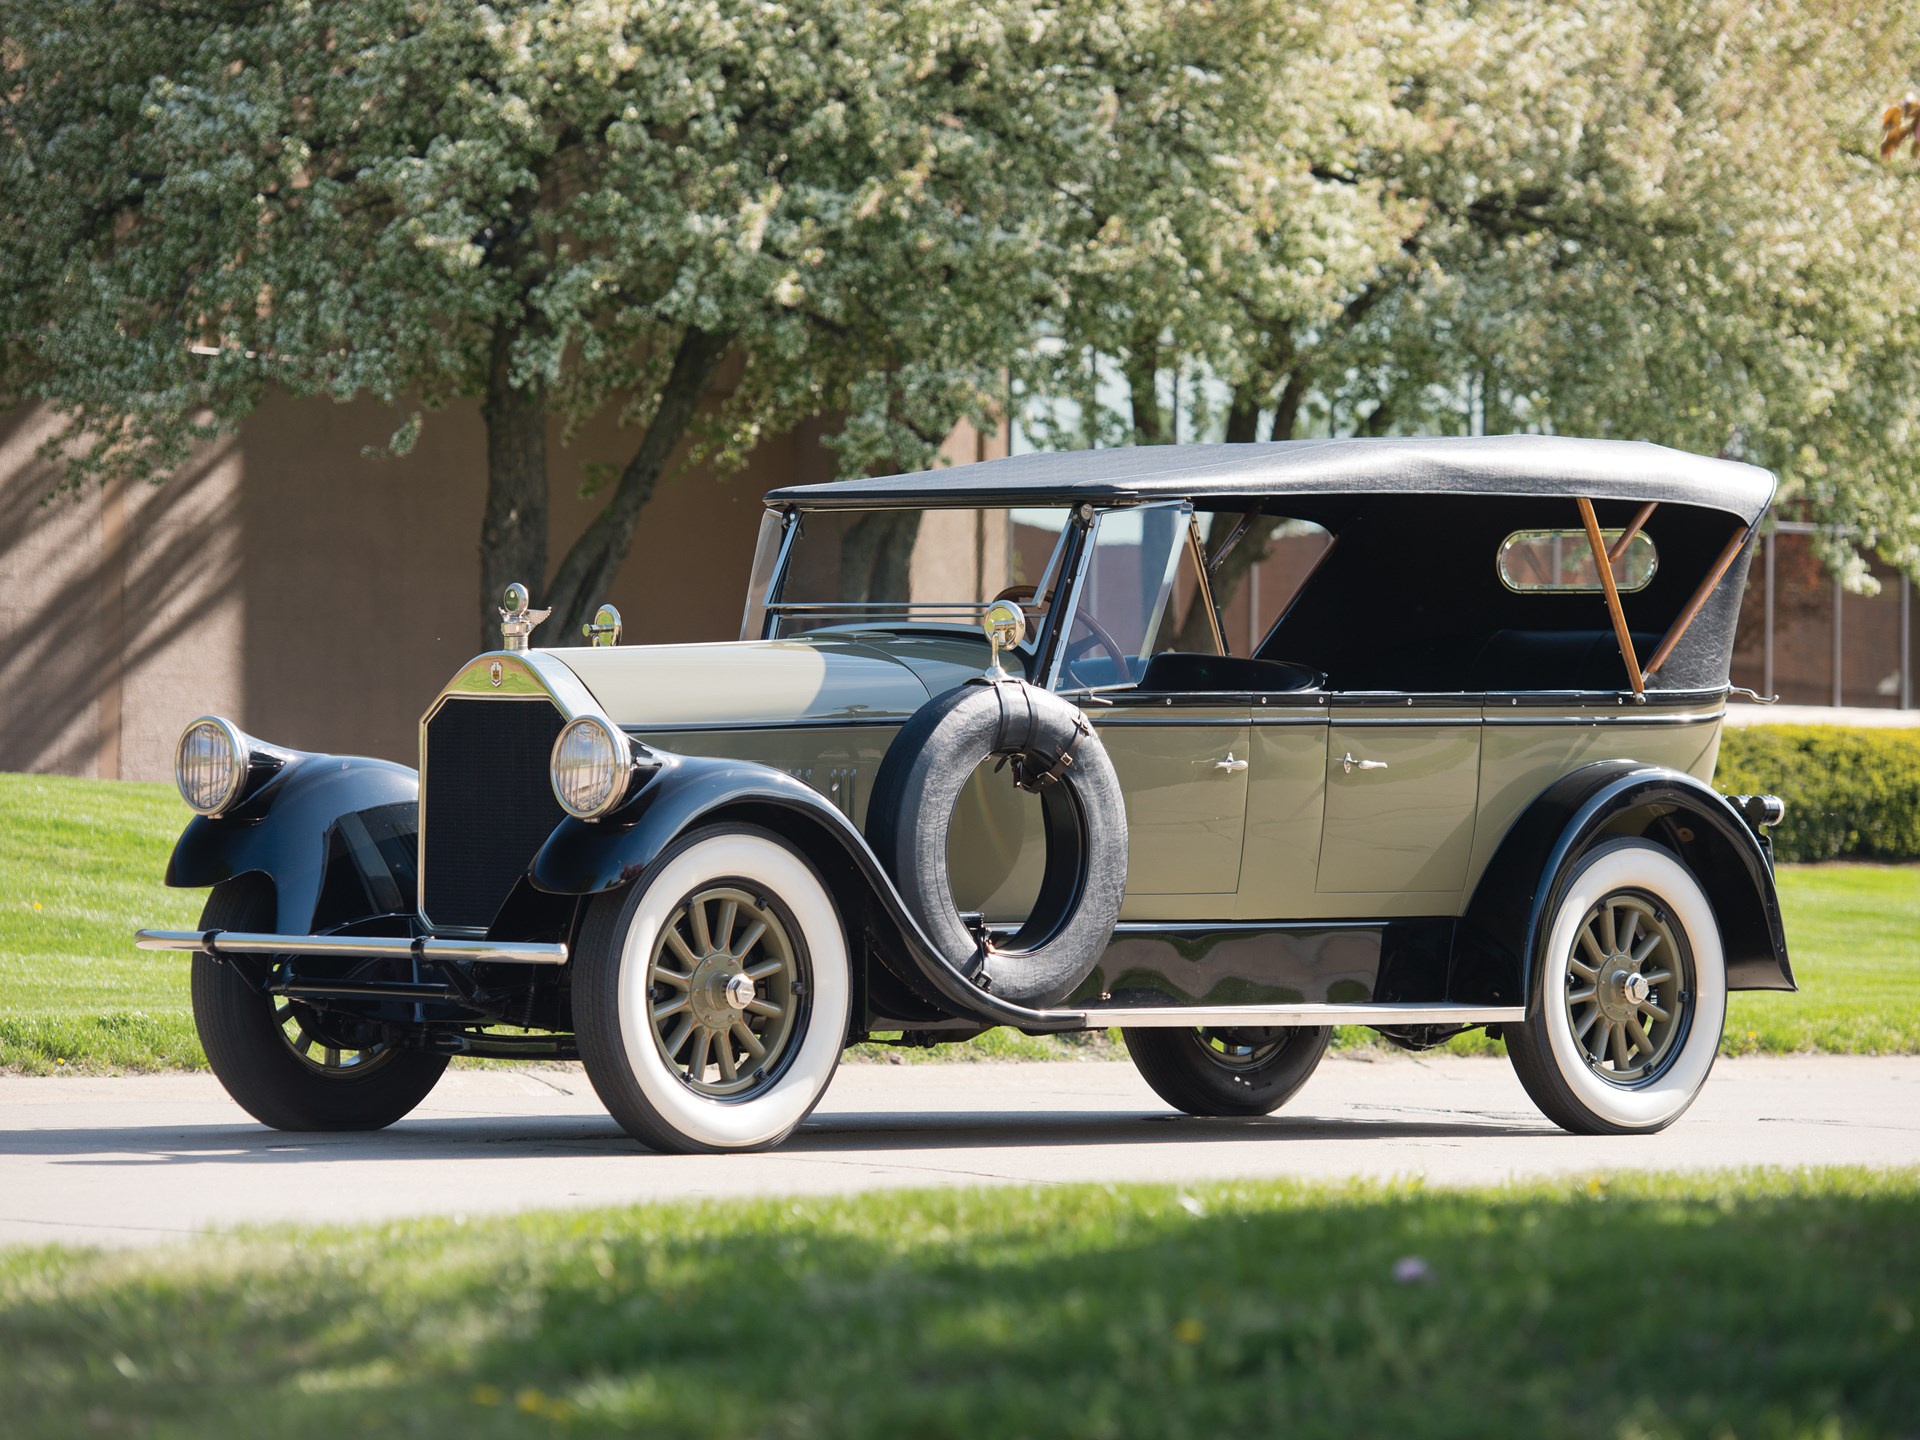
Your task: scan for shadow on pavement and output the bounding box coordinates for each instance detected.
[1,1106,1559,1166]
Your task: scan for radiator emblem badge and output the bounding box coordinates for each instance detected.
[489,661,503,688]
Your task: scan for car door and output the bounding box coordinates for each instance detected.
[1236,696,1332,917]
[1098,699,1254,900]
[1316,695,1483,911]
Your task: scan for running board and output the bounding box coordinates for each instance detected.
[1072,1002,1524,1029]
[134,929,569,966]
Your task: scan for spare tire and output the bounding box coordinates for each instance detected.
[866,679,1127,1007]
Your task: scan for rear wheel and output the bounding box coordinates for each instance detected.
[191,876,448,1131]
[1124,1025,1331,1117]
[1506,838,1726,1135]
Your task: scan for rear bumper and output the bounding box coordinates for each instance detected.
[133,929,568,966]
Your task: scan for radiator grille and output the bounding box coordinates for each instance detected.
[422,697,567,931]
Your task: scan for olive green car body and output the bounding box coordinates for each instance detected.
[536,640,1724,925]
[144,436,1792,1075]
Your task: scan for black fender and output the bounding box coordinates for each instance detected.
[165,755,420,935]
[1454,761,1794,1013]
[529,751,1088,1032]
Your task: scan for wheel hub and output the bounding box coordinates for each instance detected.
[1564,888,1690,1085]
[1597,955,1649,1021]
[645,883,805,1099]
[686,953,752,1029]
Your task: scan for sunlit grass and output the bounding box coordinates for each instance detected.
[1,1169,1915,1438]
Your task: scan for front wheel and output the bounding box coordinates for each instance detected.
[1124,1025,1331,1117]
[573,824,852,1153]
[191,876,449,1131]
[1506,838,1727,1135]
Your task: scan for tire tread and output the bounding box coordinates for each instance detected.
[192,876,448,1131]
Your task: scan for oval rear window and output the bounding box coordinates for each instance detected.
[1498,529,1658,593]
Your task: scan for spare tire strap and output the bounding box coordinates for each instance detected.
[972,676,1092,794]
[1011,712,1090,794]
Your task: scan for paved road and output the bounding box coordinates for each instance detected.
[3,1054,1916,1249]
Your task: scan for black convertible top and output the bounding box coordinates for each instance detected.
[766,435,1776,525]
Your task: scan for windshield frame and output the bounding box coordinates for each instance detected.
[752,503,1077,663]
[1038,500,1219,693]
[752,499,1225,695]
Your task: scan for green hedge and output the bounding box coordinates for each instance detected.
[1715,725,1920,862]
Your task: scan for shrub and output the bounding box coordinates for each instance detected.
[1715,725,1920,862]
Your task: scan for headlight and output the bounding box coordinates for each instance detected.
[175,716,248,816]
[551,715,634,819]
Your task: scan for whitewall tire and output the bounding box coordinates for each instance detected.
[1506,838,1727,1136]
[574,825,851,1153]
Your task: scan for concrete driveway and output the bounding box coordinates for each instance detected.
[2,1053,1916,1248]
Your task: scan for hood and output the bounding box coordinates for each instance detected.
[547,636,986,729]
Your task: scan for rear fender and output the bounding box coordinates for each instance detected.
[1455,761,1794,1013]
[165,755,419,934]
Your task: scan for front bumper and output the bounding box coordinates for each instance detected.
[133,929,568,966]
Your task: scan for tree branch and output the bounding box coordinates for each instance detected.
[543,325,733,637]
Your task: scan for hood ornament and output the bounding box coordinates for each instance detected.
[498,582,551,653]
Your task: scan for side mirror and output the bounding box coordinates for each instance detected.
[982,599,1026,679]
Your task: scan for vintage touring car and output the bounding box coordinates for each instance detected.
[138,435,1792,1152]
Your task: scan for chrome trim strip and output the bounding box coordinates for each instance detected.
[134,928,570,965]
[760,507,799,639]
[623,717,907,735]
[1074,1002,1524,1028]
[1322,709,1722,728]
[769,601,1004,613]
[424,648,611,723]
[1327,692,1489,707]
[1483,710,1724,727]
[1109,919,1386,935]
[1039,508,1100,691]
[1486,688,1727,706]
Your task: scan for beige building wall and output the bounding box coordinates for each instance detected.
[0,394,1006,781]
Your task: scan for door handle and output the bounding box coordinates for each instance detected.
[1340,752,1389,774]
[1213,752,1249,773]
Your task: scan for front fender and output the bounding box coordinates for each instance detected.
[529,752,1089,1033]
[529,753,854,895]
[1455,761,1794,1013]
[165,755,419,934]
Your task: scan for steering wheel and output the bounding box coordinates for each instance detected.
[1058,611,1133,688]
[993,583,1131,686]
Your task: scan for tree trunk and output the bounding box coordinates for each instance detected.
[1223,385,1262,444]
[1271,370,1307,447]
[477,318,549,652]
[837,509,924,603]
[544,326,733,641]
[1126,330,1163,444]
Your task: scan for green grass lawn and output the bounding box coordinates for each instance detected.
[0,775,202,1074]
[3,771,1917,1072]
[1,1169,1915,1438]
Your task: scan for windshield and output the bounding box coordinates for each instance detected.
[748,507,1073,642]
